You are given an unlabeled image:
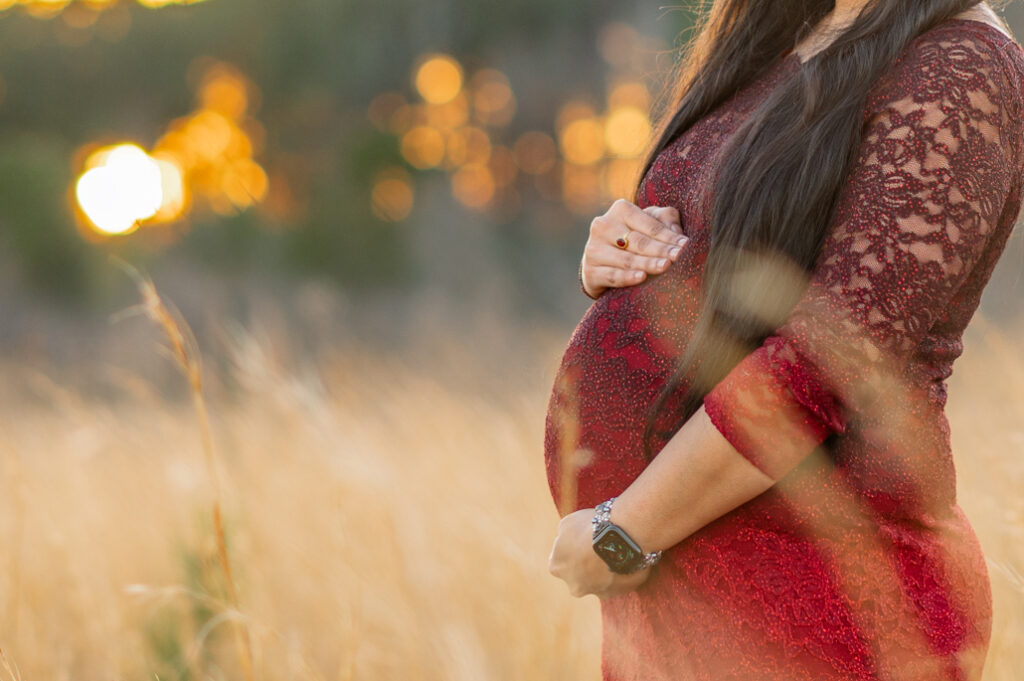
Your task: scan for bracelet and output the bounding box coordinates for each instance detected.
[592,496,662,571]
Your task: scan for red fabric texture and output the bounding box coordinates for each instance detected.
[543,18,1023,681]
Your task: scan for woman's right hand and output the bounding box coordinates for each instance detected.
[580,199,690,299]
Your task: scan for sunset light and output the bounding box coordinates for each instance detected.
[368,24,666,217]
[0,0,211,16]
[604,106,651,157]
[414,55,463,105]
[75,144,180,236]
[72,60,265,238]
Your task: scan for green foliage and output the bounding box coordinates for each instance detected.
[0,135,100,301]
[141,508,238,681]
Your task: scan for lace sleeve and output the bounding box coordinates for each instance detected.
[701,31,1022,481]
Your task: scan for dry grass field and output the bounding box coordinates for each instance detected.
[0,291,1020,680]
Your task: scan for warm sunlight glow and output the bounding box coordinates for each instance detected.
[601,158,642,199]
[75,144,168,235]
[451,162,495,208]
[560,117,605,166]
[73,60,267,239]
[425,91,469,130]
[470,69,515,127]
[414,54,463,105]
[401,126,446,169]
[371,167,415,222]
[488,145,517,187]
[152,60,268,215]
[556,101,597,134]
[198,64,250,119]
[371,46,657,216]
[134,0,211,7]
[604,106,650,158]
[562,162,602,215]
[152,153,187,222]
[443,125,491,168]
[1,0,210,14]
[607,80,651,111]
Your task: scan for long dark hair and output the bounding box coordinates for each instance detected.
[637,0,1002,458]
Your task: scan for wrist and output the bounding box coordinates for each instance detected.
[607,493,663,555]
[591,497,662,574]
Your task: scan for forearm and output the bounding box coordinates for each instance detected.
[609,404,776,554]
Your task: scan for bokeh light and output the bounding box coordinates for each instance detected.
[451,162,495,209]
[371,166,415,222]
[370,30,663,218]
[444,125,491,167]
[469,69,516,127]
[607,80,651,111]
[559,116,605,166]
[401,126,446,169]
[425,91,470,130]
[604,106,651,158]
[561,162,602,214]
[0,0,209,15]
[75,144,177,235]
[153,61,267,214]
[73,60,266,238]
[601,158,643,199]
[414,54,463,105]
[487,145,518,187]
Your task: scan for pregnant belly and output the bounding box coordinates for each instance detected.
[542,258,704,516]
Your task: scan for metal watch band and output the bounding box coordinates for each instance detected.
[591,496,662,571]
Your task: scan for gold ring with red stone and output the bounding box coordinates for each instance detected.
[615,232,630,250]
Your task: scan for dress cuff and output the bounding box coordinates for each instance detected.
[702,342,844,480]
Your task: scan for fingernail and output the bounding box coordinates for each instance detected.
[669,246,681,258]
[676,236,688,245]
[673,222,682,232]
[633,271,643,280]
[657,258,668,268]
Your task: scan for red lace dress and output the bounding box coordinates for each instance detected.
[543,18,1024,681]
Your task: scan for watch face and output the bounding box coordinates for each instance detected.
[593,524,642,573]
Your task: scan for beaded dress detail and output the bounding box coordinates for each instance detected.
[543,19,1024,681]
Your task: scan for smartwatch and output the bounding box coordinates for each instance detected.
[591,497,662,574]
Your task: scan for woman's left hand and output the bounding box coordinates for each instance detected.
[548,508,652,599]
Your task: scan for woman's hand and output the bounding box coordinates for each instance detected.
[580,199,690,299]
[548,508,652,599]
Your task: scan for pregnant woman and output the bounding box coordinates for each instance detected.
[543,1,1023,679]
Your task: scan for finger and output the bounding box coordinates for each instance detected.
[605,248,674,275]
[590,234,686,269]
[619,221,688,260]
[591,206,688,259]
[642,205,683,234]
[612,201,687,250]
[586,242,673,274]
[586,264,648,290]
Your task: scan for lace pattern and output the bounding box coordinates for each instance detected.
[542,18,1021,681]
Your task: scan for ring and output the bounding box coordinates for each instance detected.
[615,232,630,250]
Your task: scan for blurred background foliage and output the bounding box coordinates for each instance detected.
[0,0,1021,387]
[0,0,700,322]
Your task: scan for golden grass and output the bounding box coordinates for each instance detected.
[0,287,1019,679]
